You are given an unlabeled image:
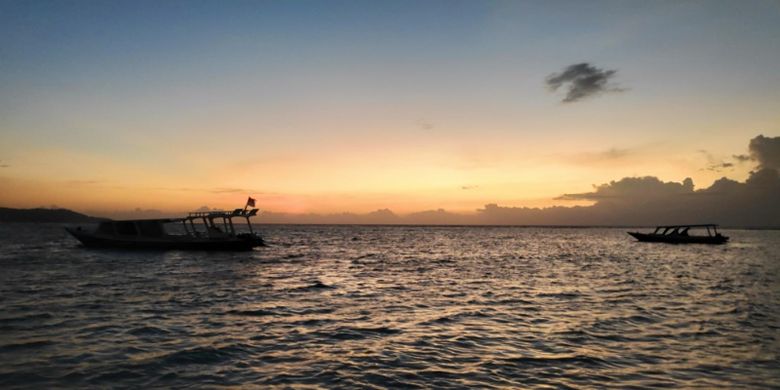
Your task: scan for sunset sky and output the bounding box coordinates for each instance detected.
[1,1,779,217]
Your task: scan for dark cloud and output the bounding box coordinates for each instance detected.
[733,154,751,163]
[481,165,779,227]
[546,63,623,103]
[749,134,780,170]
[461,185,478,190]
[556,177,694,201]
[698,150,738,172]
[250,163,780,226]
[217,135,780,227]
[705,162,735,172]
[0,160,9,168]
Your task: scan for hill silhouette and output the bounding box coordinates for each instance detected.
[0,207,104,223]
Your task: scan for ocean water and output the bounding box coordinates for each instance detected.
[1,224,779,389]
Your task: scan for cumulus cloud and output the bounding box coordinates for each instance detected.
[546,63,623,103]
[749,134,780,170]
[246,165,780,226]
[223,135,780,227]
[556,176,695,201]
[487,163,778,227]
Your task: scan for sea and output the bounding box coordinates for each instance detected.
[1,224,779,389]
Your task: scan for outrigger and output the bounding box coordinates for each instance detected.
[66,208,265,251]
[627,224,728,245]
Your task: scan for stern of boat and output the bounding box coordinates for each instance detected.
[237,233,266,248]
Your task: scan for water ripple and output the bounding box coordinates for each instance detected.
[0,224,778,388]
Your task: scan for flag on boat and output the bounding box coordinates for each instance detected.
[246,197,256,208]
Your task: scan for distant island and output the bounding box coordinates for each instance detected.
[0,207,104,223]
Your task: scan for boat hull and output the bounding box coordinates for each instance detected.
[66,228,264,251]
[627,232,728,245]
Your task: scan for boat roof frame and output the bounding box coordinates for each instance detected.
[102,208,260,224]
[654,224,719,229]
[187,208,258,219]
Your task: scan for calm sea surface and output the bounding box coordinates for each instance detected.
[1,224,779,389]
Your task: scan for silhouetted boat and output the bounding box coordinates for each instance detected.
[66,208,264,251]
[628,224,728,244]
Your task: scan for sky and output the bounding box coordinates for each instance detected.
[1,0,779,219]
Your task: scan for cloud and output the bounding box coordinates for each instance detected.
[417,119,435,130]
[749,134,780,170]
[598,148,630,159]
[483,165,778,226]
[546,63,623,103]
[697,150,737,172]
[215,166,780,227]
[149,186,261,195]
[74,135,776,227]
[209,187,252,194]
[256,135,780,227]
[0,160,9,168]
[705,161,735,172]
[65,179,104,186]
[712,134,780,171]
[556,176,695,201]
[569,147,632,165]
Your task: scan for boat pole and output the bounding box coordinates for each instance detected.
[246,216,254,235]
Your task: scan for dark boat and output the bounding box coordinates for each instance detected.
[66,208,264,251]
[627,224,728,244]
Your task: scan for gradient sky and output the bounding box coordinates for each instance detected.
[1,0,779,216]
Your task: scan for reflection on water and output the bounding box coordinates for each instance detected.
[0,224,778,388]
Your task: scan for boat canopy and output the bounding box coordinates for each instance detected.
[96,208,261,238]
[653,224,719,228]
[186,208,258,219]
[651,224,721,236]
[183,208,260,236]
